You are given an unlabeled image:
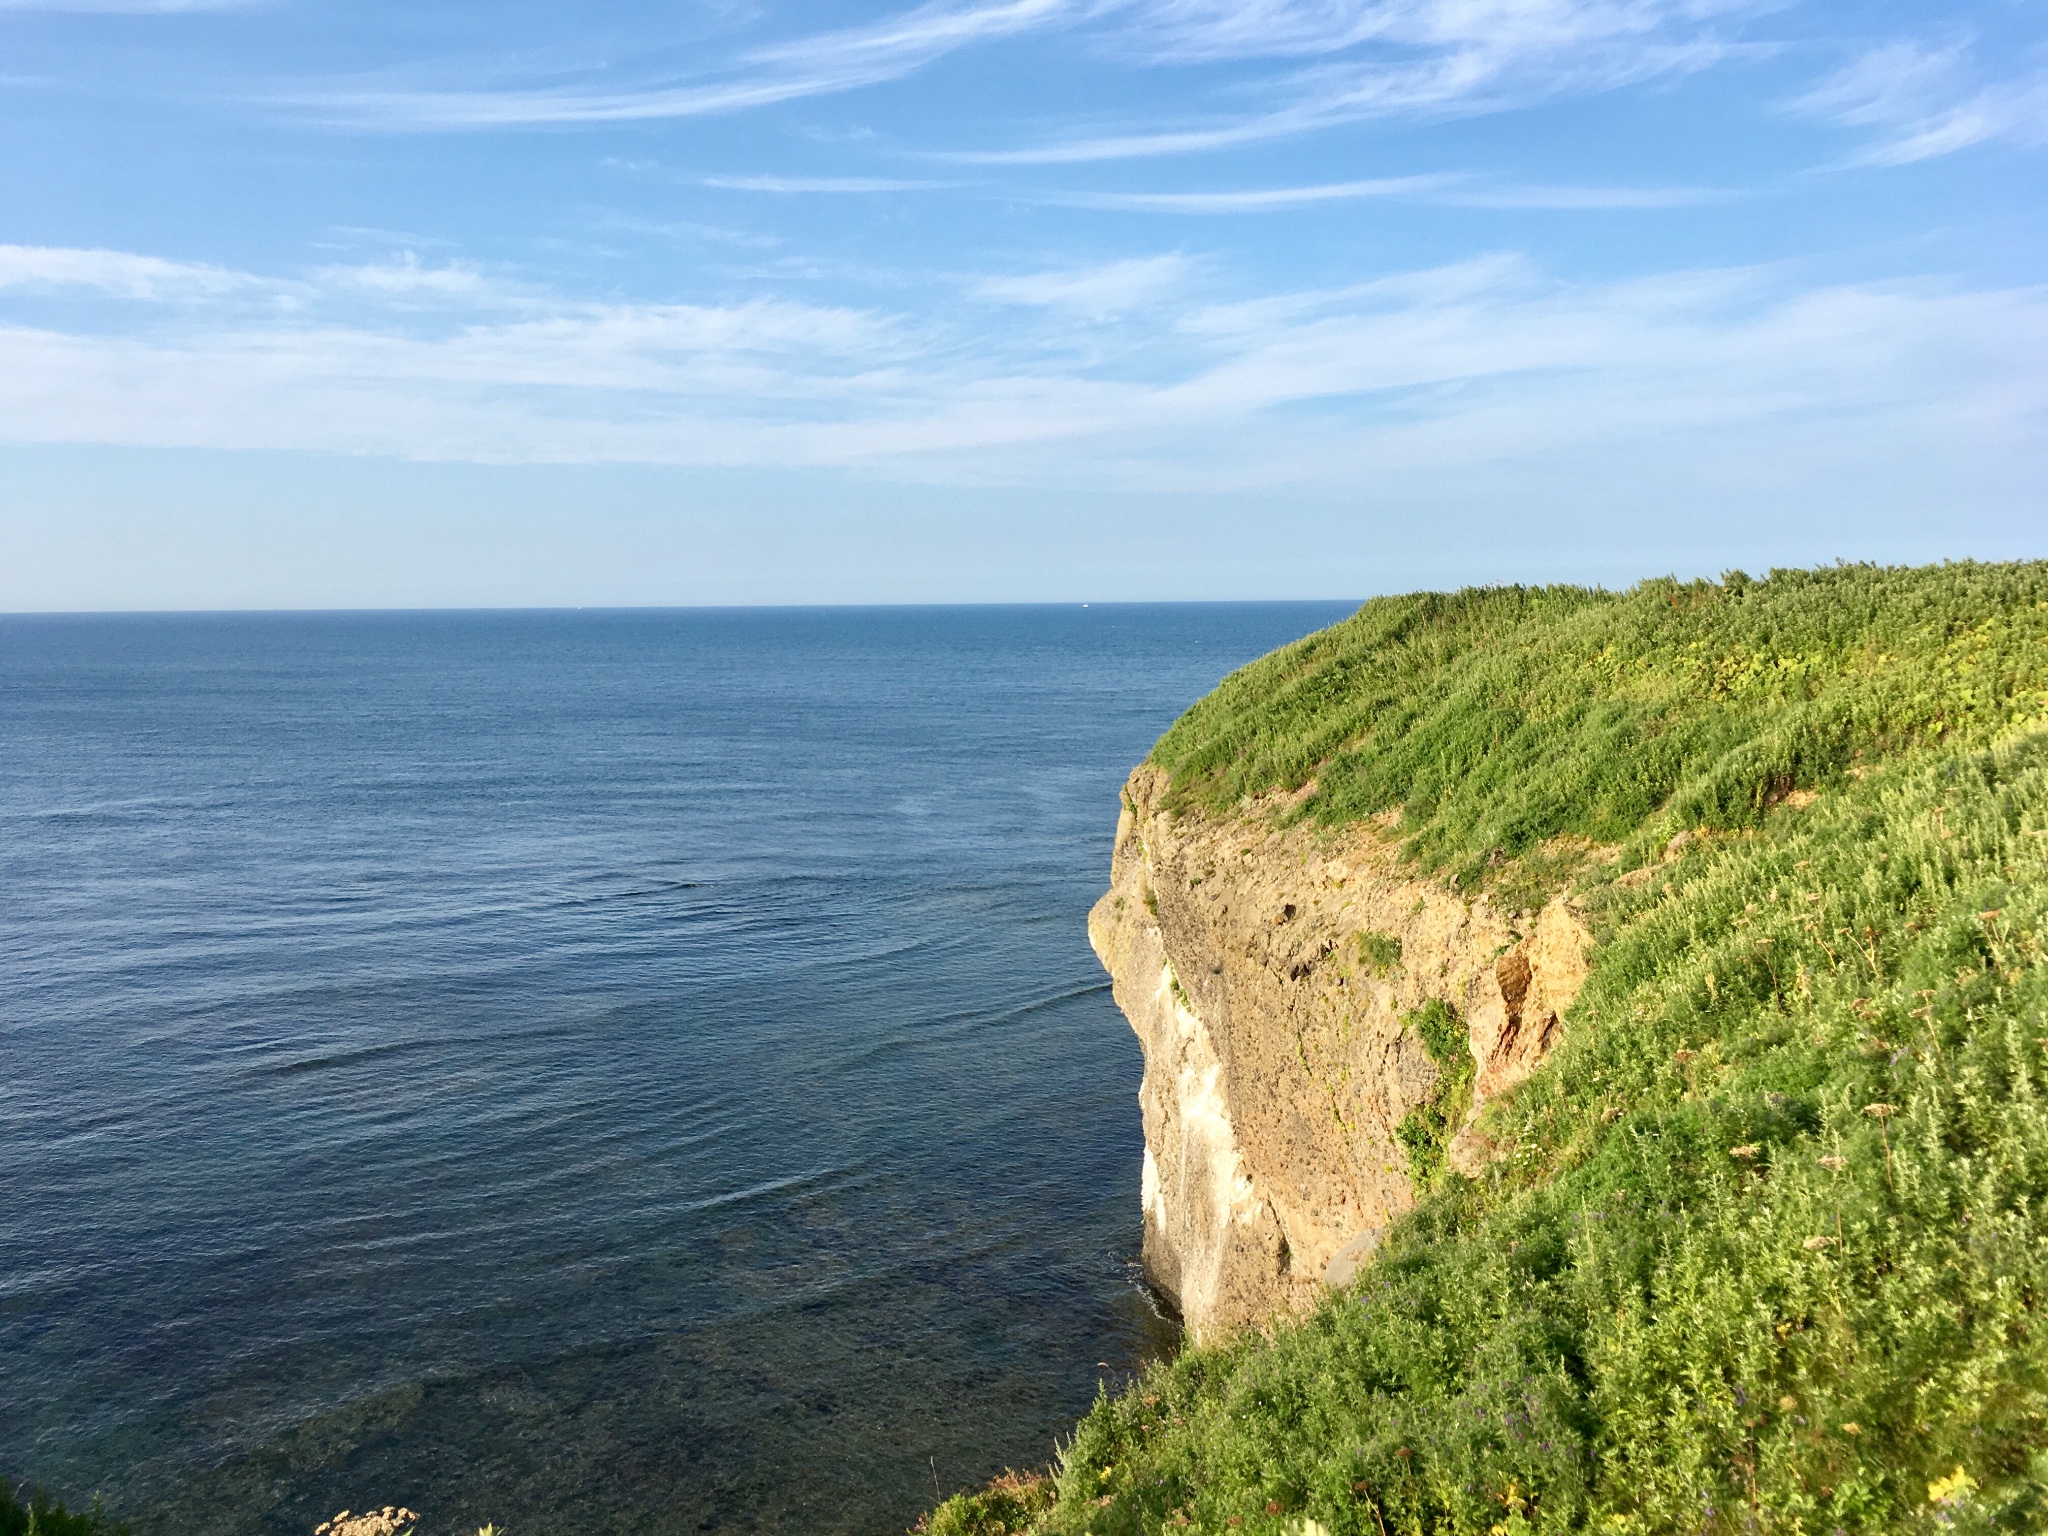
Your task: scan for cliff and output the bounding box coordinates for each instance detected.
[1089,767,1589,1340]
[925,562,2048,1536]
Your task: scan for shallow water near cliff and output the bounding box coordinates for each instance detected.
[0,603,1352,1536]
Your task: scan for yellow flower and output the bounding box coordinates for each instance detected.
[1927,1467,1976,1504]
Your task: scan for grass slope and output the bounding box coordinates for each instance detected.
[929,562,2048,1536]
[1152,563,2048,904]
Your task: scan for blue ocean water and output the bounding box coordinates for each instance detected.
[0,604,1352,1536]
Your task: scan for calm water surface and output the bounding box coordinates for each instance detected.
[0,604,1352,1536]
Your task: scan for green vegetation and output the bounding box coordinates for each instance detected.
[929,563,2048,1536]
[1392,1000,1473,1189]
[1,1478,128,1536]
[1356,931,1404,978]
[1151,562,2048,901]
[924,1472,1057,1536]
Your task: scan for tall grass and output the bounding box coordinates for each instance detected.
[929,562,2048,1536]
[1152,563,2048,897]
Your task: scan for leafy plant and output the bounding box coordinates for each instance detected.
[919,1471,1054,1536]
[1355,931,1403,978]
[1392,1000,1472,1187]
[0,1478,128,1536]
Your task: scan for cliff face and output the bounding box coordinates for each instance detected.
[1088,765,1590,1342]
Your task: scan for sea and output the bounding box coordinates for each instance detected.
[0,603,1353,1536]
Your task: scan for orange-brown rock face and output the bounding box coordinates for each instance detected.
[1087,766,1590,1343]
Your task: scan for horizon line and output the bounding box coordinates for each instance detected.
[0,597,1372,619]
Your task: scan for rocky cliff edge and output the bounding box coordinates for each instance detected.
[1088,765,1591,1342]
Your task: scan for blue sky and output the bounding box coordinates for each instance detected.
[1,0,2043,608]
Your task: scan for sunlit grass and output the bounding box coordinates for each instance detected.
[1153,563,2048,903]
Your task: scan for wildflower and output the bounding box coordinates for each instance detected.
[1927,1467,1976,1505]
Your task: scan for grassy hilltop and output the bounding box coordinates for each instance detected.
[931,562,2048,1536]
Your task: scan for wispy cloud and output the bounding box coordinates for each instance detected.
[0,244,538,312]
[975,254,1193,313]
[310,254,531,307]
[1111,0,1756,66]
[3,242,2042,499]
[1048,174,1720,211]
[1436,180,1727,208]
[702,174,955,193]
[0,244,261,300]
[1050,174,1459,210]
[1795,40,2048,166]
[1109,0,1431,62]
[280,0,1754,154]
[0,0,250,10]
[950,0,1751,162]
[303,0,1077,128]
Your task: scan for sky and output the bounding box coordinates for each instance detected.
[0,0,2043,609]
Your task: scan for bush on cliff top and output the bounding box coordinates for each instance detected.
[928,561,2048,1536]
[1150,562,2048,895]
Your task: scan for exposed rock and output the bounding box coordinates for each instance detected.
[315,1508,417,1536]
[1088,766,1590,1342]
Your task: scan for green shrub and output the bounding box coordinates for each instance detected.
[920,1471,1056,1536]
[0,1477,128,1536]
[1356,931,1404,978]
[1393,1000,1473,1188]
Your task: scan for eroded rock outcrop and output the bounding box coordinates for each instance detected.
[1088,766,1591,1342]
